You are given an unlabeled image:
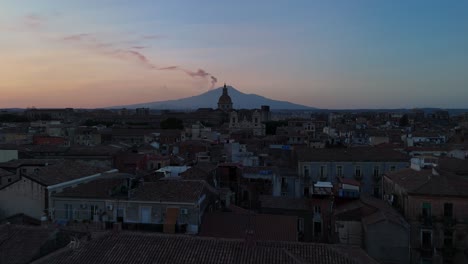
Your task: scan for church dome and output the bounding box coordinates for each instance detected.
[217,83,233,111]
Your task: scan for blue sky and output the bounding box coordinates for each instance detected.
[1,0,467,108]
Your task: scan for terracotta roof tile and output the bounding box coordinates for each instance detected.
[33,232,378,264]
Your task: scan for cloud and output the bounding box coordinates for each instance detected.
[1,13,48,31]
[142,34,163,40]
[60,31,217,88]
[24,14,45,29]
[159,66,179,70]
[62,33,155,68]
[210,76,218,89]
[63,33,92,41]
[112,50,156,69]
[159,67,218,89]
[183,69,210,78]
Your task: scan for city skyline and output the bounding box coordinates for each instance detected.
[1,1,468,109]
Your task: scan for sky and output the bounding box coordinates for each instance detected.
[1,0,467,109]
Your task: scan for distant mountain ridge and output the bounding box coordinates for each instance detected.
[110,86,315,110]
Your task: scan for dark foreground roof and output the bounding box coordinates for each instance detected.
[0,225,56,264]
[33,232,378,264]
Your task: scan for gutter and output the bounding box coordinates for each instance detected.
[46,169,118,190]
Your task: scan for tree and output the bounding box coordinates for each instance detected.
[160,118,184,129]
[399,114,409,127]
[0,114,28,123]
[264,121,288,135]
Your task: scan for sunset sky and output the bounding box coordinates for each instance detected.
[1,0,467,109]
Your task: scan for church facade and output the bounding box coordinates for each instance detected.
[217,84,270,136]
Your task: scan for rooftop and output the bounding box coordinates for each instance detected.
[0,159,60,169]
[53,176,131,199]
[296,147,409,162]
[200,212,298,242]
[24,160,112,186]
[385,168,468,197]
[33,232,378,264]
[130,180,207,203]
[335,196,409,229]
[0,168,13,177]
[259,195,310,211]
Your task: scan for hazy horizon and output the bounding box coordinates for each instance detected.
[1,1,467,109]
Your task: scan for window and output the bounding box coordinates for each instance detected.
[90,205,99,217]
[373,166,380,177]
[304,166,309,177]
[336,166,343,177]
[314,206,321,214]
[355,166,361,177]
[232,117,236,123]
[422,202,432,218]
[303,187,310,197]
[320,165,327,178]
[444,203,453,218]
[298,218,304,232]
[254,117,258,123]
[421,230,432,249]
[65,204,73,220]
